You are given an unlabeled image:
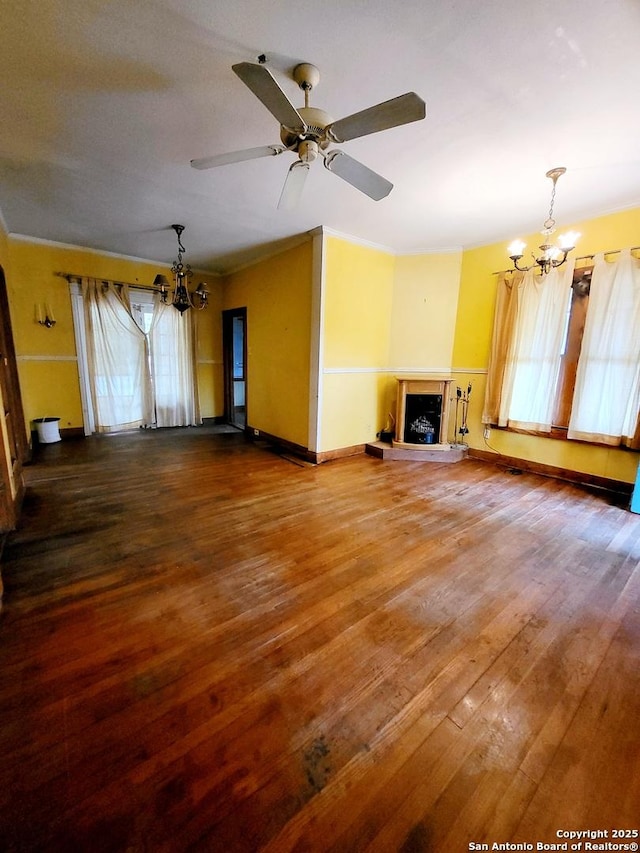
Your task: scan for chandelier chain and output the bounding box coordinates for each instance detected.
[542,179,558,234]
[507,167,579,275]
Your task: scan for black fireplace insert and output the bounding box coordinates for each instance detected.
[403,394,442,444]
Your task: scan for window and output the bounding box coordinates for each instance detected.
[483,249,640,449]
[71,279,200,434]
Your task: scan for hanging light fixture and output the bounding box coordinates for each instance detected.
[153,224,208,314]
[507,167,580,275]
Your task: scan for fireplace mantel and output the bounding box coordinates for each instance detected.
[393,375,452,451]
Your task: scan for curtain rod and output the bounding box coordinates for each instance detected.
[55,271,164,292]
[492,244,640,276]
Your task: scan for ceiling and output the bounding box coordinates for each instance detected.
[1,0,639,275]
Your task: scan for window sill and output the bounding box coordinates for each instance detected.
[489,424,637,451]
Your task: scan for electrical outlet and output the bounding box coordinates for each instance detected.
[253,428,259,436]
[483,427,491,439]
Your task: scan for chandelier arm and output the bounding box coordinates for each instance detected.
[551,251,569,269]
[510,256,534,272]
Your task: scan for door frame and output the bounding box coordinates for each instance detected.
[0,265,28,534]
[222,307,247,429]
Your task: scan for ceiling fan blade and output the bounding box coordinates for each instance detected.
[232,62,306,132]
[190,145,286,170]
[324,151,393,200]
[278,161,309,210]
[327,92,426,143]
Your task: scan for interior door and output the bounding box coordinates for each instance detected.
[222,307,247,429]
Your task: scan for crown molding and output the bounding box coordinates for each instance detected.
[309,226,462,257]
[463,200,640,252]
[397,245,463,256]
[309,226,396,255]
[222,233,311,276]
[9,233,221,277]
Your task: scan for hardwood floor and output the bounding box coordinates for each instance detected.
[0,428,638,852]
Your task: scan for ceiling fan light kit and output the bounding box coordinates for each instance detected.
[190,59,426,209]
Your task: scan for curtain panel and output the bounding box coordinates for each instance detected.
[83,279,153,433]
[482,271,521,425]
[568,249,640,449]
[149,296,201,428]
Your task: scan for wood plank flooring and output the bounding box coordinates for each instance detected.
[0,428,638,852]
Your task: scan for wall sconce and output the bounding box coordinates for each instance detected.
[36,304,56,328]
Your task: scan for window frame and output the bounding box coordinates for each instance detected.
[490,265,615,445]
[549,267,591,437]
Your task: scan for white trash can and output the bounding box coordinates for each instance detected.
[34,417,61,444]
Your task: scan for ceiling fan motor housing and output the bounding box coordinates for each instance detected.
[280,106,333,149]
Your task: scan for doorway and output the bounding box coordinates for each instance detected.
[222,307,247,429]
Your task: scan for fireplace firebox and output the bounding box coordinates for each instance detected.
[393,377,452,451]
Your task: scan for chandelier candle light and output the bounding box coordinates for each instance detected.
[508,167,580,275]
[153,224,209,314]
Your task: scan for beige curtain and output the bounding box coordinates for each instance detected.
[83,279,153,432]
[501,262,574,431]
[568,249,640,448]
[482,271,522,425]
[149,295,201,427]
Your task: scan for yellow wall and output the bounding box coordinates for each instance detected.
[386,251,463,440]
[7,237,222,431]
[390,252,462,369]
[453,206,640,483]
[196,281,224,420]
[320,236,395,451]
[320,237,462,451]
[223,240,313,448]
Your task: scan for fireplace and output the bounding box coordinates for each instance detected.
[394,377,452,451]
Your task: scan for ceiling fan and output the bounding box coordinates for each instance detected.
[190,60,426,209]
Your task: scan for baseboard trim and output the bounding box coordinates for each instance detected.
[246,427,316,464]
[468,448,634,496]
[61,427,85,440]
[245,428,368,466]
[315,444,366,464]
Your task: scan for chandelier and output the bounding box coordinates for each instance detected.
[153,224,208,313]
[508,167,580,275]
